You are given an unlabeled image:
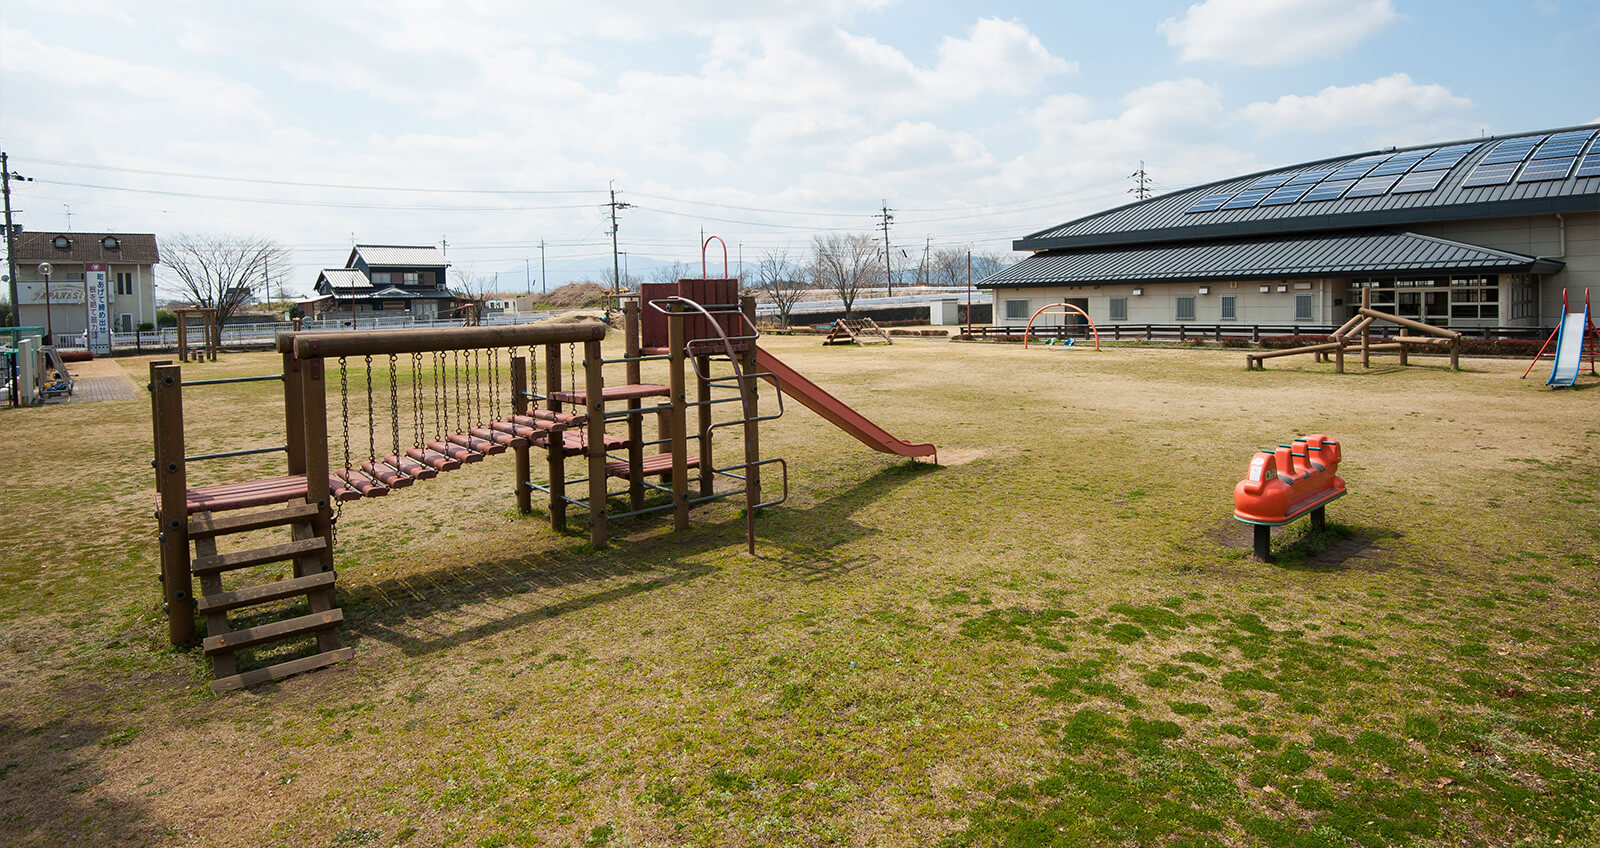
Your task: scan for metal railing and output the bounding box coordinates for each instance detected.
[50,311,562,355]
[962,322,1553,343]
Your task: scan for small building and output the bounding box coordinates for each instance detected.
[982,125,1599,333]
[309,245,455,321]
[9,231,160,340]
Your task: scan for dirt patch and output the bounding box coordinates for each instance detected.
[938,448,985,466]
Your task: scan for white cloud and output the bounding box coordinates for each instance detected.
[1238,73,1475,141]
[1159,0,1399,66]
[836,122,992,175]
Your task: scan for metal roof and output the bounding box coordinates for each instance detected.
[349,244,449,267]
[317,269,369,291]
[1016,125,1600,252]
[980,231,1562,289]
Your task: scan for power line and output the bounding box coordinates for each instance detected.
[16,156,605,195]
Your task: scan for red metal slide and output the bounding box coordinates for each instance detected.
[754,346,937,461]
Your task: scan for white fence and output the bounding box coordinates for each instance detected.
[51,311,561,355]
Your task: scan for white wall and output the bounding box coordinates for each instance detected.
[991,280,1343,328]
[1410,211,1599,322]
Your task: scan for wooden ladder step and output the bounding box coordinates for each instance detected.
[195,571,336,614]
[188,502,320,539]
[209,647,355,693]
[203,608,344,655]
[192,537,327,576]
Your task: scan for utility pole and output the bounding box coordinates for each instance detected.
[965,248,972,334]
[540,239,546,294]
[2,151,32,327]
[608,182,632,295]
[1129,161,1152,201]
[525,259,531,295]
[921,235,931,288]
[63,203,72,230]
[876,199,894,297]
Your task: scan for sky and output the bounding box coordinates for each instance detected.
[1,0,1597,297]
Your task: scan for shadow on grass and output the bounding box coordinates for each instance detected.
[0,717,165,845]
[319,460,936,656]
[1268,521,1402,572]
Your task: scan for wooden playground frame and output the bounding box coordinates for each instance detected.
[1245,288,1461,372]
[173,306,219,363]
[151,286,784,690]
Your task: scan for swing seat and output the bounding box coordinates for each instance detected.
[532,429,629,457]
[604,452,700,479]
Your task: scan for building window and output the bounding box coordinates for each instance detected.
[1175,296,1196,321]
[372,272,391,284]
[1220,295,1237,320]
[403,272,420,285]
[1109,297,1128,321]
[1004,299,1031,321]
[115,272,134,296]
[1294,294,1313,322]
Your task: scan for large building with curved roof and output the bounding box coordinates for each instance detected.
[981,125,1599,332]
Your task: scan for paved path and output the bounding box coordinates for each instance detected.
[65,358,139,404]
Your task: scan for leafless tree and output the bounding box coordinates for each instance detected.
[754,247,807,329]
[451,265,491,324]
[602,265,640,292]
[812,233,880,319]
[650,261,688,284]
[160,233,291,328]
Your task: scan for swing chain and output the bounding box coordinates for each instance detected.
[389,353,401,459]
[335,356,349,530]
[412,352,424,448]
[365,355,377,464]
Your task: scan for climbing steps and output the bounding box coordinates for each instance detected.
[823,318,893,346]
[183,501,352,692]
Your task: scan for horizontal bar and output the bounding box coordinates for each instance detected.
[185,445,288,462]
[182,374,283,387]
[607,501,679,521]
[283,322,606,358]
[519,481,590,508]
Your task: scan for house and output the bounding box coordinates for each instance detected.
[9,231,160,346]
[307,244,457,321]
[981,125,1599,332]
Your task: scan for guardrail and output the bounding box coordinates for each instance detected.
[962,323,1552,343]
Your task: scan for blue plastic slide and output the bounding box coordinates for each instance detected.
[1547,305,1591,387]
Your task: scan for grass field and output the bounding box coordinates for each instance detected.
[1,335,1597,848]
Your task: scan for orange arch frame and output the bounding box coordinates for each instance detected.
[1023,302,1100,350]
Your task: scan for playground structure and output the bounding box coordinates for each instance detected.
[3,327,74,405]
[1522,288,1596,388]
[1233,434,1346,561]
[823,318,893,346]
[150,273,934,691]
[174,306,220,363]
[1245,287,1461,372]
[1022,302,1101,351]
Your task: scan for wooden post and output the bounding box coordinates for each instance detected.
[695,354,712,498]
[740,295,761,512]
[1334,340,1344,373]
[298,353,336,587]
[283,352,305,474]
[624,300,645,510]
[1449,337,1460,371]
[176,314,190,363]
[668,303,690,530]
[1361,287,1371,369]
[152,362,194,646]
[545,343,566,532]
[584,339,607,548]
[512,355,532,515]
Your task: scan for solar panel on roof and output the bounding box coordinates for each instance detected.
[1285,168,1337,185]
[1481,146,1536,165]
[1387,149,1434,161]
[1518,157,1576,181]
[1248,173,1294,190]
[1351,154,1392,164]
[1497,136,1543,147]
[1259,185,1312,206]
[1221,187,1275,209]
[1545,129,1596,143]
[1462,162,1520,187]
[1185,193,1234,213]
[1414,152,1467,171]
[1391,170,1448,193]
[1368,158,1420,177]
[1532,140,1588,159]
[1345,175,1401,197]
[1436,143,1481,154]
[1329,162,1378,181]
[1576,155,1600,179]
[1300,180,1355,202]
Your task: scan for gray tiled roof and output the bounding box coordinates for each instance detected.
[1017,125,1600,252]
[350,245,448,267]
[981,231,1561,288]
[317,269,369,291]
[13,231,160,264]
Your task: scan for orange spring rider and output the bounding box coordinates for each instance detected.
[1233,434,1345,560]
